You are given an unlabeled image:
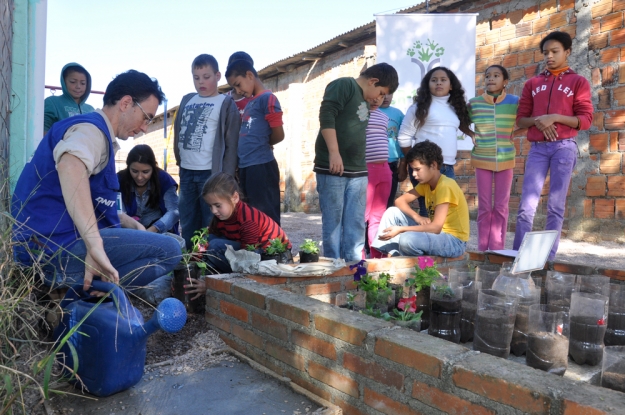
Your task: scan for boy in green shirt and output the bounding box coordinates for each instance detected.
[314,63,398,261]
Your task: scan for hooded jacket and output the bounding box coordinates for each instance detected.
[517,68,593,142]
[43,63,95,132]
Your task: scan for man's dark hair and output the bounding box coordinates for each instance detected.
[225,60,258,79]
[361,63,399,94]
[192,54,219,72]
[103,70,165,106]
[228,51,253,66]
[540,31,572,51]
[406,140,443,169]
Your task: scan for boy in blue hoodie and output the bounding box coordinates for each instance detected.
[44,63,95,133]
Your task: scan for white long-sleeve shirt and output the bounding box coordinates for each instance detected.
[397,95,460,166]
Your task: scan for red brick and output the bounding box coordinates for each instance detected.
[594,199,615,219]
[219,334,247,354]
[364,388,423,415]
[602,12,624,32]
[586,176,607,197]
[314,314,370,345]
[206,312,231,332]
[494,41,509,56]
[500,25,516,41]
[523,5,539,21]
[610,27,625,45]
[231,323,263,349]
[491,14,506,29]
[206,295,219,310]
[600,153,622,173]
[592,18,601,35]
[620,64,625,83]
[534,15,550,33]
[584,199,593,218]
[589,33,609,49]
[616,199,625,219]
[333,397,367,415]
[308,361,359,397]
[305,282,341,295]
[267,299,310,327]
[508,9,523,24]
[232,285,266,309]
[265,341,305,370]
[598,88,611,109]
[286,369,333,402]
[484,29,500,45]
[221,300,249,322]
[602,66,616,85]
[614,84,625,104]
[246,347,284,376]
[518,50,534,65]
[562,400,609,415]
[206,277,232,294]
[592,0,612,19]
[516,22,532,37]
[600,48,620,64]
[374,338,442,378]
[592,68,602,86]
[246,275,288,285]
[608,176,625,196]
[252,312,288,341]
[479,44,494,59]
[606,109,625,129]
[509,37,525,53]
[292,330,337,360]
[550,10,568,28]
[617,0,625,12]
[540,0,557,16]
[620,132,625,151]
[343,352,404,390]
[593,111,605,129]
[411,381,495,415]
[525,64,540,78]
[560,0,575,11]
[452,367,551,414]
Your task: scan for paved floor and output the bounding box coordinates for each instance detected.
[48,361,320,415]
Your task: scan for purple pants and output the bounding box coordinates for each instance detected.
[476,168,513,251]
[513,139,577,260]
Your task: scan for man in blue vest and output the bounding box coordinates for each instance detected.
[12,70,181,295]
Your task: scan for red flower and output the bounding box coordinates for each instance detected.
[398,295,417,313]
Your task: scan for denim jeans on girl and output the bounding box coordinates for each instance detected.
[370,207,466,258]
[179,167,213,250]
[316,173,367,261]
[42,228,182,289]
[513,139,577,260]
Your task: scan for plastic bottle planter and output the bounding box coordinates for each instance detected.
[491,261,535,298]
[605,284,625,346]
[416,287,431,331]
[473,289,519,359]
[172,262,204,313]
[394,318,422,331]
[601,346,625,393]
[510,286,541,357]
[261,250,294,264]
[299,251,319,263]
[575,274,611,298]
[526,304,570,376]
[429,281,464,343]
[569,292,609,366]
[475,264,501,290]
[545,271,576,308]
[365,289,392,314]
[448,269,480,343]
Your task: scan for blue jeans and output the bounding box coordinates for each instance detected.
[316,173,367,261]
[42,228,182,289]
[204,236,242,274]
[179,168,213,250]
[371,207,466,258]
[513,139,577,260]
[412,164,456,216]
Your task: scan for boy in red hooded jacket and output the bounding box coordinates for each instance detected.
[513,31,593,260]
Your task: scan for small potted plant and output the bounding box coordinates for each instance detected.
[404,256,442,330]
[429,281,463,343]
[390,308,423,331]
[173,228,210,312]
[261,238,294,264]
[299,239,320,263]
[359,273,393,314]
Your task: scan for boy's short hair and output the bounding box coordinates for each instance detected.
[361,63,399,94]
[228,51,253,66]
[406,140,443,168]
[103,69,165,106]
[225,60,258,79]
[540,31,572,51]
[192,54,219,72]
[63,65,89,80]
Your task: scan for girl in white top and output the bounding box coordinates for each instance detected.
[397,67,473,214]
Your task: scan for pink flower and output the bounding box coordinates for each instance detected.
[417,256,434,270]
[398,295,417,313]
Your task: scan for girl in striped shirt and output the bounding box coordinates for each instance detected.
[366,106,392,258]
[185,172,291,299]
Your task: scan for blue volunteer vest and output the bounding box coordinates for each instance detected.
[11,112,121,265]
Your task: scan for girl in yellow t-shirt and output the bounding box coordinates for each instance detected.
[370,140,469,258]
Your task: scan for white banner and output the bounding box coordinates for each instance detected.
[376,13,477,150]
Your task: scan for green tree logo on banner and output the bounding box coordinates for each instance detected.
[406,39,445,81]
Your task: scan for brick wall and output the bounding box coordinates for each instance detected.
[204,253,625,414]
[0,1,13,231]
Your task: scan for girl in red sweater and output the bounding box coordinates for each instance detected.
[185,172,291,299]
[513,31,593,260]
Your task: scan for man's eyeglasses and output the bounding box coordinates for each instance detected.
[133,100,154,126]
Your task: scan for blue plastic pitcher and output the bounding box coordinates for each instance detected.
[54,280,187,397]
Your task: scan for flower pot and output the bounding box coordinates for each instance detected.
[569,292,608,366]
[261,250,294,264]
[474,289,518,358]
[299,251,319,263]
[606,284,625,346]
[510,286,541,357]
[394,319,421,331]
[526,304,570,376]
[416,287,430,331]
[172,262,203,313]
[429,281,463,343]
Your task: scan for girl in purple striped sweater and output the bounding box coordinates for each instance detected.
[365,104,392,258]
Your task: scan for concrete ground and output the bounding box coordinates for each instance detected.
[281,212,625,271]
